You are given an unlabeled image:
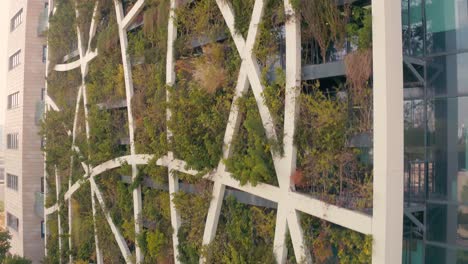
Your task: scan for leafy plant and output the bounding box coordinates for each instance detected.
[295,82,372,209]
[47,0,77,67]
[173,181,212,262]
[225,92,277,186]
[301,214,372,264]
[346,6,372,51]
[201,196,276,263]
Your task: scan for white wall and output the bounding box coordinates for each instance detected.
[0,1,11,151]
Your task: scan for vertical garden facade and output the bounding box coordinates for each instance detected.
[42,0,404,263]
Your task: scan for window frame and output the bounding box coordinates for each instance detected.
[10,9,23,32]
[8,50,21,70]
[7,91,19,109]
[6,212,19,231]
[6,133,19,150]
[6,173,18,191]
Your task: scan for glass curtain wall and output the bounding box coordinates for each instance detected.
[403,0,468,263]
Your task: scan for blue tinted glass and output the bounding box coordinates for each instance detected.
[426,0,468,55]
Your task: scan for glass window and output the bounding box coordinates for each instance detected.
[427,53,468,97]
[425,0,468,55]
[7,92,19,109]
[427,97,468,201]
[426,203,468,246]
[6,133,19,150]
[41,221,45,238]
[9,50,21,70]
[42,45,47,63]
[6,212,19,231]
[426,243,468,264]
[6,174,18,191]
[10,9,23,32]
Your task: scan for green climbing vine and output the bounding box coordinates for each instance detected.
[202,196,276,263]
[173,180,212,263]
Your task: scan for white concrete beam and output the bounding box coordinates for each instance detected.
[121,0,145,30]
[90,177,133,263]
[371,0,404,262]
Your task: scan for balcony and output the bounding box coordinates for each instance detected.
[37,7,49,36]
[35,192,44,219]
[302,39,355,80]
[35,100,45,125]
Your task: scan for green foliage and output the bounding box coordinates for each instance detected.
[47,69,82,110]
[95,8,119,53]
[225,92,277,186]
[40,110,73,171]
[47,0,77,66]
[174,0,225,56]
[141,159,168,184]
[86,50,125,105]
[347,6,372,50]
[295,83,372,208]
[254,0,285,66]
[132,64,167,157]
[169,41,240,172]
[202,196,276,263]
[173,183,212,262]
[127,0,169,62]
[75,0,96,46]
[228,0,254,38]
[88,106,128,165]
[96,172,134,244]
[3,255,32,264]
[71,183,96,262]
[0,230,11,262]
[94,199,125,263]
[261,68,286,154]
[301,214,371,264]
[45,213,60,263]
[168,82,232,171]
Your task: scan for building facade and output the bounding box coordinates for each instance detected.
[40,0,468,264]
[4,0,47,261]
[403,0,468,263]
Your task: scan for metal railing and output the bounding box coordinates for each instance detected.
[302,39,355,65]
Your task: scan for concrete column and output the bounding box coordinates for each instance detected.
[371,0,404,263]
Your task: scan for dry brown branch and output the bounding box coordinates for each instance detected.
[345,49,373,132]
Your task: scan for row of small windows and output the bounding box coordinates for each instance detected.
[7,174,18,191]
[7,133,19,150]
[10,9,23,32]
[7,92,19,109]
[7,212,19,231]
[8,46,47,71]
[9,50,21,70]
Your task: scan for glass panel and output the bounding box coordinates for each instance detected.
[426,0,468,55]
[427,97,468,201]
[427,53,468,97]
[425,244,468,263]
[427,203,468,247]
[405,99,426,203]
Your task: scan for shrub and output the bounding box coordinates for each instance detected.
[47,0,77,67]
[173,181,212,262]
[201,196,276,263]
[301,214,372,264]
[225,92,277,186]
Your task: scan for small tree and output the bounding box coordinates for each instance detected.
[0,229,11,262]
